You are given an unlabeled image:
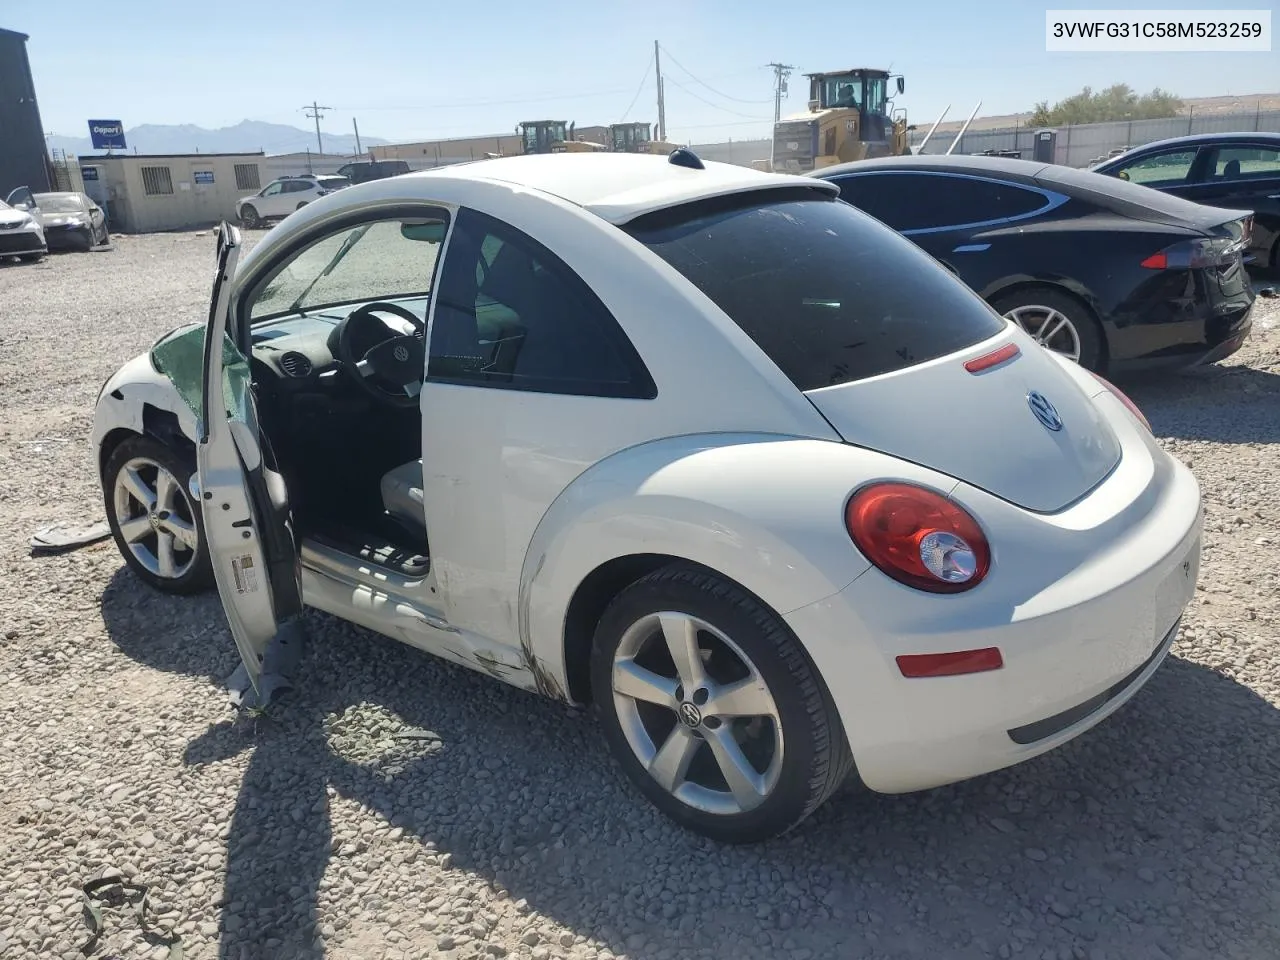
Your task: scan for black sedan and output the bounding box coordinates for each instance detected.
[811,155,1255,373]
[1090,132,1280,272]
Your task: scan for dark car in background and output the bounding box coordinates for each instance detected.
[1091,132,1280,272]
[811,155,1255,373]
[335,159,411,185]
[6,188,109,251]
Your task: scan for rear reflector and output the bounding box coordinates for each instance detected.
[896,647,1004,678]
[964,342,1021,373]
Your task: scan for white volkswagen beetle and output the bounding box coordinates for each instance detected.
[91,151,1203,843]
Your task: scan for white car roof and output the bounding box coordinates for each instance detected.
[405,153,838,225]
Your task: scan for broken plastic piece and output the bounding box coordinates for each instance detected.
[30,520,111,556]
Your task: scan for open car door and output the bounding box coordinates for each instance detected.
[191,222,304,705]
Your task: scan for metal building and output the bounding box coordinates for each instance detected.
[0,27,51,196]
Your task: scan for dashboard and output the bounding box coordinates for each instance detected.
[248,296,429,387]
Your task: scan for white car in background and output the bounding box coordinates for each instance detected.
[236,174,349,228]
[90,152,1202,843]
[0,197,47,262]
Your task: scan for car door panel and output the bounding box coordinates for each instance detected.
[156,223,302,702]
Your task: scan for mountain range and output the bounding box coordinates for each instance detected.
[46,120,389,158]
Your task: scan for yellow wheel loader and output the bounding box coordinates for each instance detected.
[771,68,911,174]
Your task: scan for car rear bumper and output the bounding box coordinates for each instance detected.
[1107,263,1255,371]
[784,427,1203,795]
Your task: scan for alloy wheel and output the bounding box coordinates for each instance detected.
[111,456,200,580]
[1003,304,1083,362]
[610,611,785,816]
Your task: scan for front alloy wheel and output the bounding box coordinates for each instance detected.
[103,435,213,594]
[591,564,853,844]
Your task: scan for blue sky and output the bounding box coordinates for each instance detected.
[6,0,1276,145]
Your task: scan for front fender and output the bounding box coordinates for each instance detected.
[519,433,963,698]
[91,351,199,461]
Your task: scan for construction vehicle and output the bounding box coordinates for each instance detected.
[770,68,911,174]
[607,122,679,155]
[517,120,609,155]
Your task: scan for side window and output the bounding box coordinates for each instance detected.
[428,208,655,399]
[832,174,919,230]
[1210,146,1280,181]
[1113,149,1198,187]
[834,173,1049,232]
[262,182,283,197]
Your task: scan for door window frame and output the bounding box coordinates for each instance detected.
[1109,147,1206,188]
[1201,143,1280,183]
[231,202,455,352]
[829,170,1069,235]
[424,207,658,400]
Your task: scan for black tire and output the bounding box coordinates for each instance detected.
[239,204,260,229]
[991,287,1105,372]
[590,563,854,844]
[103,435,214,594]
[295,201,308,211]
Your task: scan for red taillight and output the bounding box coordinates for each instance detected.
[1088,370,1151,432]
[1141,234,1244,270]
[897,648,1004,678]
[845,482,991,593]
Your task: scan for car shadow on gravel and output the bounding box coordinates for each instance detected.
[1116,364,1280,445]
[100,568,1280,960]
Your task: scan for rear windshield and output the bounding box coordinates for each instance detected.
[624,189,1007,390]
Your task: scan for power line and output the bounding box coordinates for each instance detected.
[620,55,653,122]
[659,44,774,104]
[302,101,332,154]
[661,75,773,120]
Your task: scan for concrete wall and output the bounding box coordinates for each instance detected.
[912,108,1280,167]
[81,154,266,232]
[372,134,523,167]
[688,138,771,167]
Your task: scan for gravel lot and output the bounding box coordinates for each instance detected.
[0,231,1278,960]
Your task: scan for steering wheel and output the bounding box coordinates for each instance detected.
[334,302,426,409]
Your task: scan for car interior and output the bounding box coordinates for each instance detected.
[236,212,594,581]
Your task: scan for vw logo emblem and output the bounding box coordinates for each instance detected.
[1027,391,1063,432]
[677,702,703,728]
[393,344,410,362]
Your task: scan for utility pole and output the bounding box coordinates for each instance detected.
[353,117,363,156]
[302,101,332,155]
[654,41,666,142]
[768,62,793,124]
[768,62,793,172]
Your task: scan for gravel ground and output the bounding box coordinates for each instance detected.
[0,232,1278,960]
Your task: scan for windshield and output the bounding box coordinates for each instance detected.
[33,194,86,213]
[624,190,1007,391]
[249,218,445,323]
[821,76,861,109]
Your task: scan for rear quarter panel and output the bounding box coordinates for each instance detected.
[519,434,977,703]
[963,214,1210,363]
